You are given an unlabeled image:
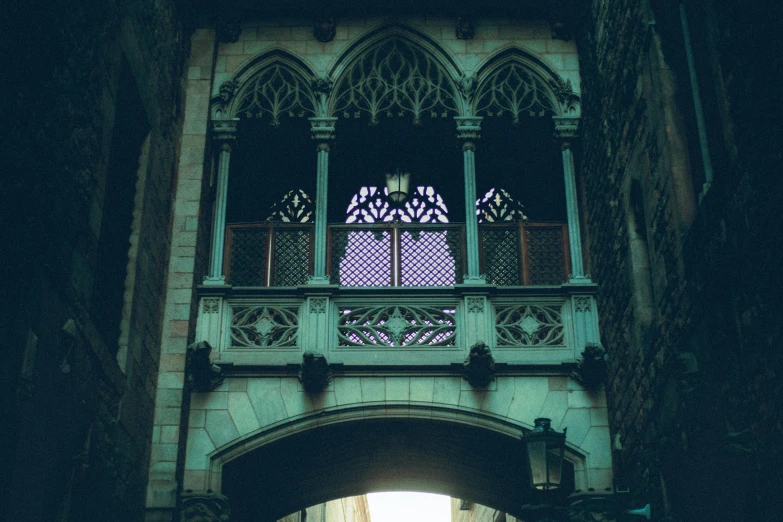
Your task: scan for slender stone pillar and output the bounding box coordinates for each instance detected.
[554,116,590,283]
[308,117,337,284]
[455,116,484,283]
[204,119,238,285]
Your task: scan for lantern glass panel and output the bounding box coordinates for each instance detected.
[528,439,548,487]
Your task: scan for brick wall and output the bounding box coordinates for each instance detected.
[1,1,189,521]
[578,0,783,519]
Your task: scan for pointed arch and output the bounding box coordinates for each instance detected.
[474,48,580,120]
[328,24,466,123]
[211,49,318,123]
[202,403,589,517]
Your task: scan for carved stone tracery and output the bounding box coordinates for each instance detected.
[333,38,458,125]
[267,188,315,223]
[476,188,529,223]
[475,62,557,123]
[230,306,299,347]
[338,305,456,346]
[234,64,317,125]
[345,186,449,224]
[495,304,565,346]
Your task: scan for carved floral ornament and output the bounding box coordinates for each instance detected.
[209,32,580,128]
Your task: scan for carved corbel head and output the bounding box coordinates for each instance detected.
[181,492,231,522]
[456,18,476,40]
[314,17,336,43]
[463,341,496,388]
[572,343,607,390]
[186,341,225,392]
[217,19,242,43]
[299,352,332,394]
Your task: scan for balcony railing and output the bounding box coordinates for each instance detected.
[328,223,466,287]
[195,288,601,367]
[224,223,314,286]
[480,222,571,286]
[223,221,569,287]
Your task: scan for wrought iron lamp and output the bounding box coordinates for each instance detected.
[385,167,411,203]
[524,417,567,491]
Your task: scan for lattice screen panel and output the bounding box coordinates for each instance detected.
[228,228,268,286]
[481,228,521,286]
[272,228,312,286]
[526,227,566,285]
[331,229,392,287]
[337,305,456,346]
[400,229,463,286]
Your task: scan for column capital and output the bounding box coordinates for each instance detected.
[180,492,231,522]
[455,116,483,141]
[553,116,579,140]
[309,116,338,141]
[211,118,239,142]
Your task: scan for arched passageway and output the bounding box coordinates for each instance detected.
[220,417,575,521]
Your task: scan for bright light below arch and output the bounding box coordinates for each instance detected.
[367,492,451,522]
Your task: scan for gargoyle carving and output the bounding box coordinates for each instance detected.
[181,492,231,522]
[463,341,496,388]
[186,341,225,392]
[313,17,336,43]
[217,19,241,43]
[456,18,475,40]
[572,343,607,390]
[299,352,332,394]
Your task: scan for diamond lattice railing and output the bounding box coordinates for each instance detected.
[480,227,521,285]
[479,222,569,286]
[399,228,464,286]
[272,228,312,286]
[227,226,269,286]
[225,223,312,286]
[330,228,392,287]
[525,225,568,285]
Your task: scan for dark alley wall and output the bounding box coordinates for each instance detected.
[578,0,783,519]
[1,1,191,520]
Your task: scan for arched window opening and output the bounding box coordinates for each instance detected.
[475,116,569,286]
[224,117,315,287]
[329,117,463,287]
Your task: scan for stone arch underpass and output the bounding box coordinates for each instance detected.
[184,375,611,521]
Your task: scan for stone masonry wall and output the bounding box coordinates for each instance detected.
[212,16,580,97]
[579,0,783,519]
[183,376,611,496]
[147,14,590,520]
[1,1,189,521]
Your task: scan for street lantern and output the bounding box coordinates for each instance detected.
[524,418,567,491]
[385,167,411,203]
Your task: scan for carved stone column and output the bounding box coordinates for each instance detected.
[455,116,484,283]
[204,119,239,285]
[308,117,337,284]
[180,492,231,522]
[554,116,589,283]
